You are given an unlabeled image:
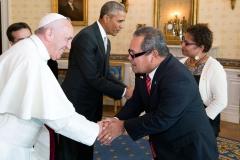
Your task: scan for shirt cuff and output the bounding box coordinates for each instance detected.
[121,88,126,97]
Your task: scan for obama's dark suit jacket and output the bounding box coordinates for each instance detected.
[57,22,126,160]
[116,53,219,160]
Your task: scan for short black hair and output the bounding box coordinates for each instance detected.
[6,22,32,42]
[99,1,126,19]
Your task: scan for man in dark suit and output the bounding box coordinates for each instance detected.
[58,0,83,21]
[57,1,134,160]
[98,26,219,160]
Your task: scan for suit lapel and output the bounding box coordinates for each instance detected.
[92,22,105,56]
[144,54,172,111]
[138,75,150,109]
[92,22,109,76]
[150,54,172,95]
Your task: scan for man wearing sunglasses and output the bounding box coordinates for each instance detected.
[98,26,219,160]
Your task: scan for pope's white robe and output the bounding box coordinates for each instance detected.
[0,35,99,160]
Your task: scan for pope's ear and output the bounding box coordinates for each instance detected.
[45,28,53,41]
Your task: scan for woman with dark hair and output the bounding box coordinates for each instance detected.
[180,24,228,137]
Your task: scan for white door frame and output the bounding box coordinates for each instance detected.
[1,0,9,53]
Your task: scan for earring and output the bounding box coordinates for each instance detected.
[195,56,199,60]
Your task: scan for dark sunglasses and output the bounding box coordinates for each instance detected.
[128,49,151,59]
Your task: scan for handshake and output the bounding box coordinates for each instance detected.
[96,117,125,145]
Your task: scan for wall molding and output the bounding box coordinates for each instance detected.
[110,54,129,61]
[217,58,240,70]
[60,53,240,70]
[61,53,129,61]
[1,0,9,53]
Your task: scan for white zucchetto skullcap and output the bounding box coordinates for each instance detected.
[38,13,67,29]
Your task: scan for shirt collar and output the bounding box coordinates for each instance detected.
[147,66,158,82]
[97,20,107,41]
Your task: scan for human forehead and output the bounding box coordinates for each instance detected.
[184,33,194,42]
[12,28,31,39]
[56,20,73,35]
[130,36,144,51]
[109,10,126,19]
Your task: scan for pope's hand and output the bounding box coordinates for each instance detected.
[97,118,125,145]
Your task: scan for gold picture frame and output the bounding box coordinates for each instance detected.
[52,0,88,26]
[153,0,198,30]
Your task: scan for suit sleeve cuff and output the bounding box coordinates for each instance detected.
[121,88,126,97]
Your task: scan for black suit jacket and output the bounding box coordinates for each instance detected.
[47,59,58,79]
[115,54,218,160]
[62,22,126,122]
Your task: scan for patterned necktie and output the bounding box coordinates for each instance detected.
[104,36,107,54]
[146,74,156,158]
[146,74,151,95]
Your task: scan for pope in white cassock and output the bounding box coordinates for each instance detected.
[0,13,103,159]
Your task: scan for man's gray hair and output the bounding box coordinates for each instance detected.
[99,1,126,18]
[133,26,169,57]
